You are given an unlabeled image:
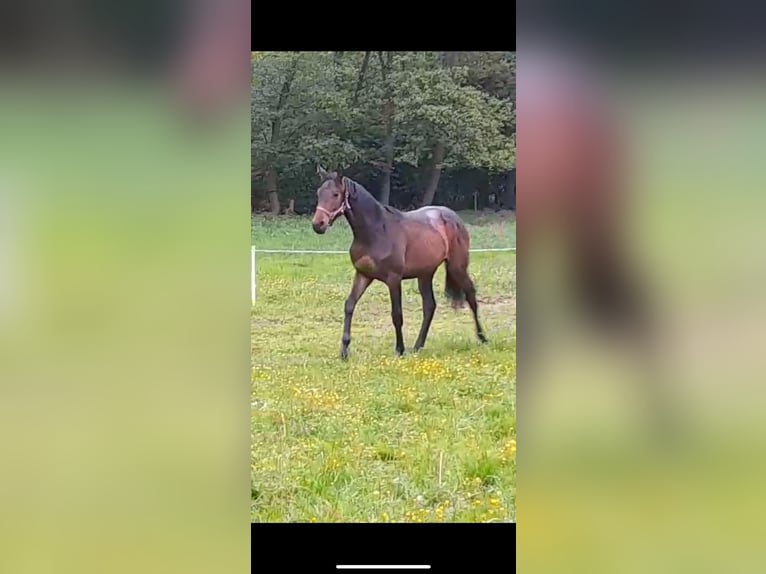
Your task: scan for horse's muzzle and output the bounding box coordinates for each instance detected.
[312,221,327,234]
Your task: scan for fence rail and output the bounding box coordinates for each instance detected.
[250,245,515,304]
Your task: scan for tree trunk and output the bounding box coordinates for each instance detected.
[251,181,264,213]
[477,169,490,209]
[270,59,297,145]
[265,168,280,214]
[353,51,371,105]
[378,52,395,206]
[264,55,299,215]
[379,101,395,206]
[421,141,446,206]
[418,52,456,207]
[505,167,516,210]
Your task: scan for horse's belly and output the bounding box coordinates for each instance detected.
[402,229,448,278]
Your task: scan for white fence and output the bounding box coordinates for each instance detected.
[251,245,515,304]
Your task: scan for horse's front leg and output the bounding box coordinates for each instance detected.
[340,272,372,360]
[386,276,405,356]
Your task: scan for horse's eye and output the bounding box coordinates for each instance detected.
[333,193,339,198]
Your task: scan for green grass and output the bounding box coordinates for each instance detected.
[251,211,515,522]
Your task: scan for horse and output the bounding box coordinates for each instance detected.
[518,39,641,341]
[518,38,682,441]
[311,165,488,359]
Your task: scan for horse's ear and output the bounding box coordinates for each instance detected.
[317,164,329,180]
[334,168,343,183]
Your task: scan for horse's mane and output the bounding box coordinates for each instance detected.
[345,177,403,219]
[383,204,402,216]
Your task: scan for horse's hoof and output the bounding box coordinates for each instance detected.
[396,348,405,357]
[478,334,488,344]
[340,347,349,360]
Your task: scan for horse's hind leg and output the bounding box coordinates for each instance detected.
[453,268,488,344]
[414,272,437,351]
[465,277,488,343]
[386,276,406,356]
[444,223,487,344]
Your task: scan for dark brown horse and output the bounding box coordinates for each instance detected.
[518,41,644,345]
[311,165,487,359]
[518,39,681,441]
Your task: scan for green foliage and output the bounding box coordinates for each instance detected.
[251,51,515,209]
[251,52,361,175]
[455,51,516,101]
[394,53,514,170]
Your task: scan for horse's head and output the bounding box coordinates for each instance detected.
[312,165,348,234]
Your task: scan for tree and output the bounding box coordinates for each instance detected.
[250,51,516,212]
[251,52,301,213]
[393,52,515,205]
[377,52,395,205]
[251,52,362,212]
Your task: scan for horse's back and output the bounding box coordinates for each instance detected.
[404,205,464,228]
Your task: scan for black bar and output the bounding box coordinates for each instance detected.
[252,523,515,573]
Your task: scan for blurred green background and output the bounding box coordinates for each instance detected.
[0,1,250,572]
[520,70,766,573]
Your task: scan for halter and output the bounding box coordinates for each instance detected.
[315,177,351,224]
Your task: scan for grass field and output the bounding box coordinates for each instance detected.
[251,210,516,522]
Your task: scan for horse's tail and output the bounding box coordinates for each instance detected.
[443,213,471,309]
[445,267,466,308]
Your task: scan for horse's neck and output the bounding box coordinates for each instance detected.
[346,181,384,243]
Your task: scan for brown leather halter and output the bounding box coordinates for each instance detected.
[315,177,350,225]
